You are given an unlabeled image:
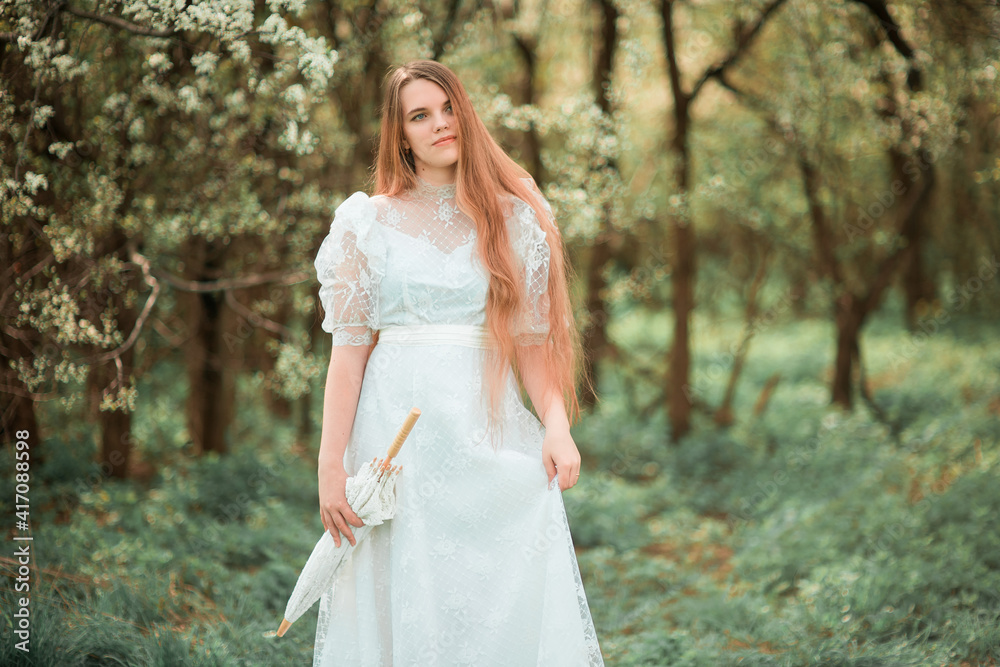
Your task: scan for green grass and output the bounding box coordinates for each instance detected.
[2,308,998,665]
[572,307,1000,666]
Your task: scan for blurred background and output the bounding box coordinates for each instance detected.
[2,0,999,664]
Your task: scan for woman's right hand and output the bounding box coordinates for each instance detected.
[318,462,365,548]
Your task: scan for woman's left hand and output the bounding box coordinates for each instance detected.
[542,425,582,491]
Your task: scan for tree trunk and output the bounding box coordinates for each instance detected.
[660,0,695,441]
[90,362,133,478]
[581,241,612,408]
[668,217,695,439]
[513,34,544,184]
[715,248,770,426]
[579,0,620,408]
[1,337,40,459]
[263,292,293,419]
[79,231,141,478]
[831,294,864,408]
[103,299,137,477]
[1,166,44,462]
[183,239,237,455]
[900,149,937,329]
[656,0,786,439]
[851,1,939,329]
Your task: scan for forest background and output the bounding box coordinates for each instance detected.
[2,0,999,664]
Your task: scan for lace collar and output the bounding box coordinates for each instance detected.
[414,176,457,199]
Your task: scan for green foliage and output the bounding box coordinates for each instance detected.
[1,430,320,664]
[3,1,1000,665]
[573,310,999,665]
[614,630,702,667]
[3,299,998,665]
[2,0,342,407]
[564,472,652,550]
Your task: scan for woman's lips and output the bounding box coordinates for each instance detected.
[433,136,456,146]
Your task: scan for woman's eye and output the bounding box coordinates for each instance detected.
[412,113,425,121]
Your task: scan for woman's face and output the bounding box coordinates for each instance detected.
[399,78,459,184]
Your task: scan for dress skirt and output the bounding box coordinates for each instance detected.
[312,325,604,666]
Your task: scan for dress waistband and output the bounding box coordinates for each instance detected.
[378,324,492,349]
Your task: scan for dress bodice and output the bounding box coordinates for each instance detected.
[314,177,553,347]
[371,180,489,329]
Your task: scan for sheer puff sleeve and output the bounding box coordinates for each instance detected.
[509,186,553,346]
[314,192,386,346]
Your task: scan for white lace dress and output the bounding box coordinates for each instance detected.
[311,177,604,666]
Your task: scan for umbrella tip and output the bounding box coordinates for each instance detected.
[277,618,292,637]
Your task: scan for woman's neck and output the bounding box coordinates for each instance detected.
[413,164,457,186]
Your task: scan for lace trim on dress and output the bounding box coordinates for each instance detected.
[509,197,552,345]
[414,176,457,199]
[556,492,606,665]
[314,192,386,345]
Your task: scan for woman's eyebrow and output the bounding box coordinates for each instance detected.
[405,99,452,117]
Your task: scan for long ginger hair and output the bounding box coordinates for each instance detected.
[372,59,584,432]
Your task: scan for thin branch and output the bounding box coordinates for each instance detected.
[152,318,188,348]
[0,254,54,314]
[14,5,64,181]
[63,6,175,38]
[859,177,930,314]
[659,0,688,112]
[80,248,160,365]
[224,289,294,339]
[0,384,59,401]
[714,71,847,289]
[713,70,745,98]
[851,0,913,57]
[850,0,922,89]
[714,244,772,426]
[13,53,45,182]
[798,150,845,286]
[690,0,789,101]
[149,267,311,293]
[432,0,465,59]
[102,354,125,398]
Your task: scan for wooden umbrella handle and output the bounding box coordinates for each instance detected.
[385,407,421,461]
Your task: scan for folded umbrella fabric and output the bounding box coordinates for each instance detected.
[277,407,420,637]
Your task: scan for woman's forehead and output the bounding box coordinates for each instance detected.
[400,79,449,114]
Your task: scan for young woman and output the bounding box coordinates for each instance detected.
[312,59,604,665]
